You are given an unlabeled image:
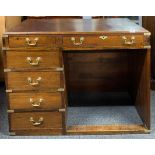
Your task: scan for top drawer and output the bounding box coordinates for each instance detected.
[63,35,145,49]
[8,36,56,48]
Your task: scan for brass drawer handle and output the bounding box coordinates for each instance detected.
[71,37,84,46]
[26,57,41,66]
[122,36,135,45]
[25,37,39,46]
[29,117,44,126]
[29,98,43,107]
[99,35,108,40]
[27,77,42,86]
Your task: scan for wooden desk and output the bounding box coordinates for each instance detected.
[2,18,151,135]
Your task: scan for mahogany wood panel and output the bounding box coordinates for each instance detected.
[10,112,62,130]
[143,16,155,89]
[128,49,151,129]
[8,92,63,110]
[6,18,149,35]
[6,71,62,91]
[63,50,129,92]
[5,50,61,69]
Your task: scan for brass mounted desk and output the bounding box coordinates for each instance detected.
[2,18,151,135]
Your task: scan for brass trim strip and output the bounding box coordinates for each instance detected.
[4,68,63,72]
[4,69,12,72]
[57,88,65,92]
[144,124,151,133]
[7,110,15,113]
[9,132,16,136]
[2,47,7,51]
[6,90,13,93]
[59,108,66,112]
[2,34,9,38]
[144,32,151,36]
[144,45,151,49]
[145,129,151,133]
[55,67,64,72]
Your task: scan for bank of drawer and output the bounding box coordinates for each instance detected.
[5,50,61,69]
[8,36,55,48]
[9,112,63,130]
[6,72,62,90]
[63,35,144,48]
[8,92,63,110]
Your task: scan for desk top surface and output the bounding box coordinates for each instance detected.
[5,18,149,35]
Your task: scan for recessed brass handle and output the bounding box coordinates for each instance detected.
[122,36,135,45]
[25,37,39,46]
[29,117,44,126]
[29,98,43,107]
[26,57,41,66]
[71,37,84,46]
[99,36,108,40]
[27,77,42,86]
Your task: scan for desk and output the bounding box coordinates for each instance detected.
[2,18,151,135]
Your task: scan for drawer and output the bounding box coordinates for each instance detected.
[8,92,63,110]
[8,36,55,48]
[10,112,63,130]
[63,35,144,48]
[5,50,61,69]
[6,71,62,91]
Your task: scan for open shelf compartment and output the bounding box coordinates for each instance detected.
[63,49,150,134]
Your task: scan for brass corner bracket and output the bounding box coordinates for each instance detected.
[2,34,9,38]
[144,32,151,36]
[57,88,65,92]
[7,110,15,113]
[4,69,11,72]
[6,90,13,93]
[59,108,66,112]
[144,45,151,49]
[9,132,16,136]
[55,67,64,72]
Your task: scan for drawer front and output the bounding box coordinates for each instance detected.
[8,92,63,110]
[9,36,55,48]
[10,112,63,130]
[7,72,62,90]
[63,35,144,48]
[5,50,61,69]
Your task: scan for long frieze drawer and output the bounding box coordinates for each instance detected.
[6,72,62,91]
[9,112,63,130]
[8,36,56,48]
[63,35,145,48]
[8,92,63,110]
[5,50,61,69]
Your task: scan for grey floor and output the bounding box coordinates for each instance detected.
[0,84,155,139]
[67,106,143,126]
